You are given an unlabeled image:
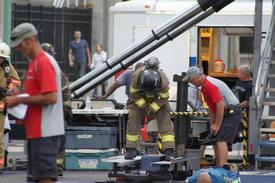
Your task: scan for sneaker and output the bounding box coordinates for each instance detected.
[163,148,174,161]
[124,148,139,160]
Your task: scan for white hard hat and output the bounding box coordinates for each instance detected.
[0,42,10,59]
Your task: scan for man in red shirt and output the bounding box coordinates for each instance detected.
[183,67,241,166]
[6,23,64,183]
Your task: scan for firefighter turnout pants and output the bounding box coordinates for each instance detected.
[126,103,175,150]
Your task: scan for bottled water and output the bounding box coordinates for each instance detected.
[85,96,91,109]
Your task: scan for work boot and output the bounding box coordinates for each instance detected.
[0,157,4,174]
[4,151,8,168]
[163,148,174,161]
[124,148,139,160]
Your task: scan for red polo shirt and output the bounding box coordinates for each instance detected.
[201,77,222,113]
[24,52,58,139]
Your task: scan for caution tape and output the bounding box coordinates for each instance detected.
[242,111,248,170]
[169,111,209,116]
[170,111,247,116]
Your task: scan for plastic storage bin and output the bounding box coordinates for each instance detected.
[65,126,118,149]
[65,148,118,170]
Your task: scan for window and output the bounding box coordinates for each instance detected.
[239,36,254,54]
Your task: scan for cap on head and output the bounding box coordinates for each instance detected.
[10,23,38,48]
[182,66,203,82]
[0,42,10,59]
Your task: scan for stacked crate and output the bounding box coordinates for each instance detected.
[64,100,119,170]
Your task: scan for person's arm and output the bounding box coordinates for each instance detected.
[209,110,215,125]
[240,100,248,108]
[68,48,74,67]
[102,81,121,99]
[241,85,252,109]
[212,100,224,135]
[86,47,91,67]
[5,92,57,107]
[7,64,21,95]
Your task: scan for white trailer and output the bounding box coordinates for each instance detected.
[108,0,272,103]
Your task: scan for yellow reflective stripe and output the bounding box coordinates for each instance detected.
[135,98,146,108]
[126,134,139,142]
[162,135,175,142]
[159,91,169,99]
[150,101,160,112]
[130,86,140,93]
[232,179,240,183]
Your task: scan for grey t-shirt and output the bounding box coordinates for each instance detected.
[207,76,239,106]
[116,69,133,98]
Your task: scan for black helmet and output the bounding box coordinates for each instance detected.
[41,43,56,56]
[138,69,161,93]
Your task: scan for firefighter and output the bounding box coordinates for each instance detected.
[0,42,21,173]
[125,57,175,160]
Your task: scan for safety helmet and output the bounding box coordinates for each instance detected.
[144,56,160,70]
[41,42,56,56]
[138,69,162,93]
[0,42,10,59]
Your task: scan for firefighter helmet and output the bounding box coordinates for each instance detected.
[41,42,56,56]
[144,57,160,70]
[138,68,162,93]
[0,42,10,59]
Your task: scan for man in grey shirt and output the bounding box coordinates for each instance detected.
[183,66,241,166]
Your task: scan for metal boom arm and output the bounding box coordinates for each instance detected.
[70,0,234,98]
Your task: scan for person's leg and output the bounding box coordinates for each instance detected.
[125,103,145,159]
[200,145,206,158]
[27,140,34,182]
[0,115,5,171]
[56,135,65,176]
[214,141,228,166]
[126,104,144,149]
[155,103,175,150]
[197,172,212,183]
[79,63,86,77]
[31,136,61,183]
[3,131,9,169]
[213,144,219,164]
[74,63,80,80]
[214,107,241,166]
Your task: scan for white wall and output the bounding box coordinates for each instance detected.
[110,13,190,103]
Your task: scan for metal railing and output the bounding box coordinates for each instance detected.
[255,2,275,112]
